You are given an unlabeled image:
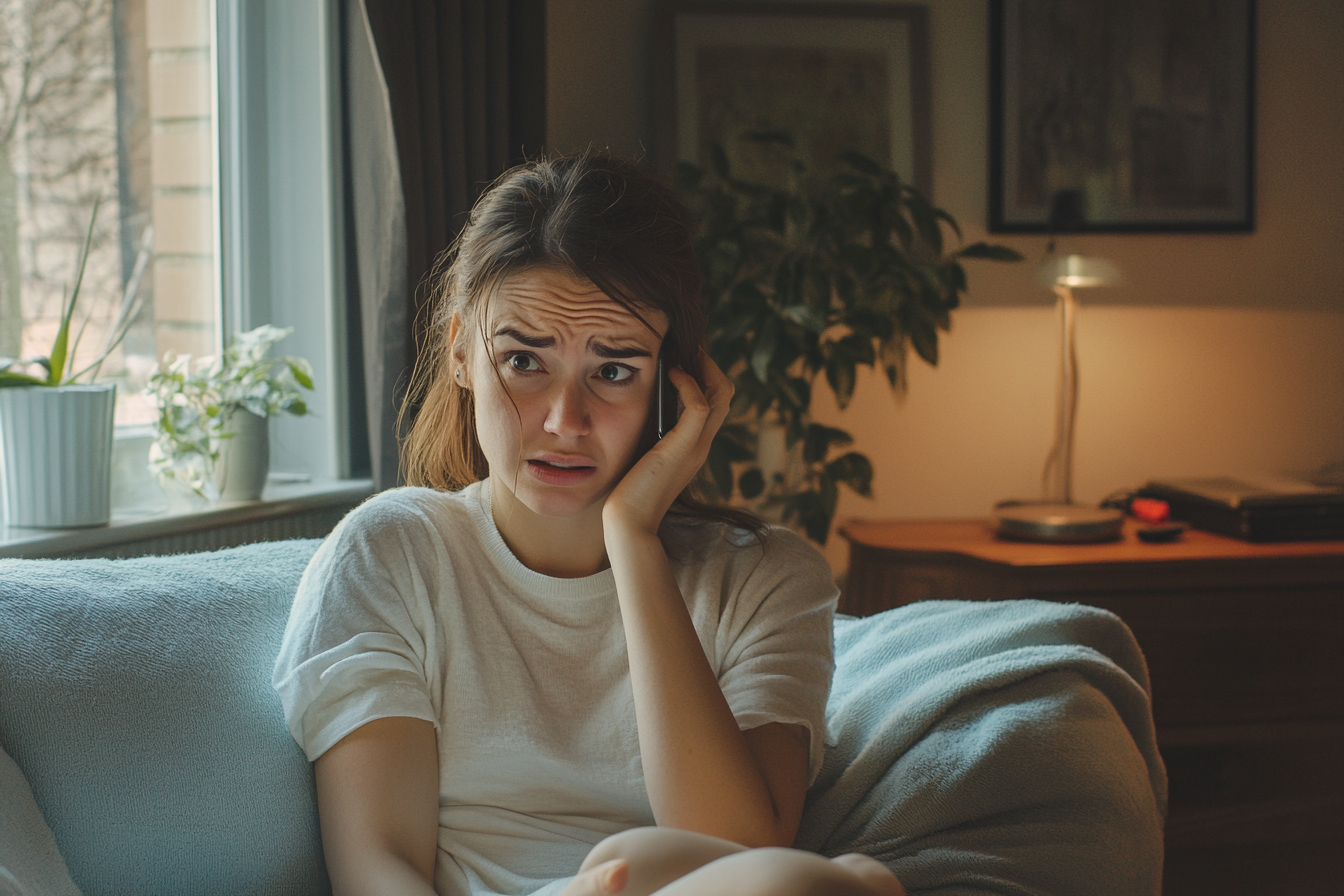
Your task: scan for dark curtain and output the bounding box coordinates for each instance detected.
[343,0,546,491]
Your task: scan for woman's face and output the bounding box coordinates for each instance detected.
[460,267,668,520]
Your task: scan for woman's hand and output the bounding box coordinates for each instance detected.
[602,350,733,537]
[598,350,808,848]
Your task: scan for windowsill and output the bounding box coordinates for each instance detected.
[0,477,375,559]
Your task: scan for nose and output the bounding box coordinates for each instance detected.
[542,378,591,439]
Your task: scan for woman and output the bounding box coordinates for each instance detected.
[273,154,905,896]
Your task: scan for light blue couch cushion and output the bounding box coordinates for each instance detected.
[0,540,329,896]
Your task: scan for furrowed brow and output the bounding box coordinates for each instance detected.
[493,327,555,349]
[592,342,654,360]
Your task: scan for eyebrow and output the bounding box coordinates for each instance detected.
[493,327,653,360]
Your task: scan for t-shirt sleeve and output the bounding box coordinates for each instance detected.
[710,527,837,784]
[272,492,444,761]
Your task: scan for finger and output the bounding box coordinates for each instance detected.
[563,860,625,896]
[586,859,628,894]
[696,350,735,426]
[665,366,710,423]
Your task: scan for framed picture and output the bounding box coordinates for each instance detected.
[654,2,931,193]
[989,0,1255,232]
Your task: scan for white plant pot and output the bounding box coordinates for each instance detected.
[0,383,116,528]
[213,408,270,501]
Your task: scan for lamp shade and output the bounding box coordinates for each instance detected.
[1039,254,1120,289]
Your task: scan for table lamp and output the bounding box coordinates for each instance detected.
[994,253,1126,542]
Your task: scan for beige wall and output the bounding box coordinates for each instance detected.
[548,0,1344,572]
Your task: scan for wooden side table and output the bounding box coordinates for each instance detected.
[839,519,1344,896]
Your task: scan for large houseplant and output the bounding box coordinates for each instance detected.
[679,135,1022,542]
[147,325,314,501]
[0,201,150,527]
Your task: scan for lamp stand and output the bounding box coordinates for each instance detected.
[1047,284,1079,503]
[993,282,1123,543]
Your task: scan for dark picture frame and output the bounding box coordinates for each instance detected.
[654,2,932,193]
[989,0,1256,233]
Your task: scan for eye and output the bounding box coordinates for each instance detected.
[506,352,541,372]
[596,363,634,383]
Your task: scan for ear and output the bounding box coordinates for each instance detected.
[448,313,471,390]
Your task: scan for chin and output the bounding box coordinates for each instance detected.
[504,477,608,520]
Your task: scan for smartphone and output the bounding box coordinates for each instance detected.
[656,355,679,439]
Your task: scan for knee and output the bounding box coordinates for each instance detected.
[831,854,906,896]
[581,827,665,872]
[722,849,904,896]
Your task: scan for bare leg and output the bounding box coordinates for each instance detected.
[652,849,906,896]
[579,827,747,896]
[578,828,905,896]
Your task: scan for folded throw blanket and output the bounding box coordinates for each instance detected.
[798,601,1166,895]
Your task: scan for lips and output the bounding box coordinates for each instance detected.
[525,455,597,486]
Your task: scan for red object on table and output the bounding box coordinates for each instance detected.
[1130,497,1170,524]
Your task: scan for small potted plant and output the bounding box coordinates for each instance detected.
[679,134,1022,542]
[0,201,151,527]
[147,325,314,501]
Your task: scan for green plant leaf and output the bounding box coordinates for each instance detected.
[46,201,102,385]
[750,317,779,384]
[943,260,968,296]
[826,451,874,497]
[819,474,839,523]
[880,336,907,390]
[0,371,48,387]
[738,466,765,499]
[790,490,832,544]
[780,303,826,332]
[803,423,854,464]
[287,359,315,390]
[838,150,883,177]
[936,208,963,241]
[954,242,1025,261]
[906,195,943,256]
[908,314,939,366]
[825,354,857,408]
[706,438,734,500]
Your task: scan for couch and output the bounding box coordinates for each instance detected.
[0,539,1166,896]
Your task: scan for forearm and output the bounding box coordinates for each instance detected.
[325,852,439,896]
[314,717,440,896]
[605,524,792,847]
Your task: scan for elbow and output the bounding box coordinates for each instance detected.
[718,809,801,850]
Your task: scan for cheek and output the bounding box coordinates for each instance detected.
[472,377,523,462]
[602,390,655,456]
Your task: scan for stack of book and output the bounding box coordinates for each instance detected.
[1142,476,1344,542]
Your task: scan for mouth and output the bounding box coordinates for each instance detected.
[525,457,597,485]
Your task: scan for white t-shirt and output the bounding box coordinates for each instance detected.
[273,482,836,896]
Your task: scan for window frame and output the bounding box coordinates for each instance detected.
[215,0,351,483]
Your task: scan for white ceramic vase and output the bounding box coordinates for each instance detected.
[213,407,269,501]
[0,383,117,528]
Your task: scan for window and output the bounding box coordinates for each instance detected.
[3,0,350,483]
[1,0,220,426]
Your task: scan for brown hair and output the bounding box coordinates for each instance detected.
[399,152,762,533]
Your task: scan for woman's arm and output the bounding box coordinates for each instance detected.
[313,716,440,896]
[602,357,810,848]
